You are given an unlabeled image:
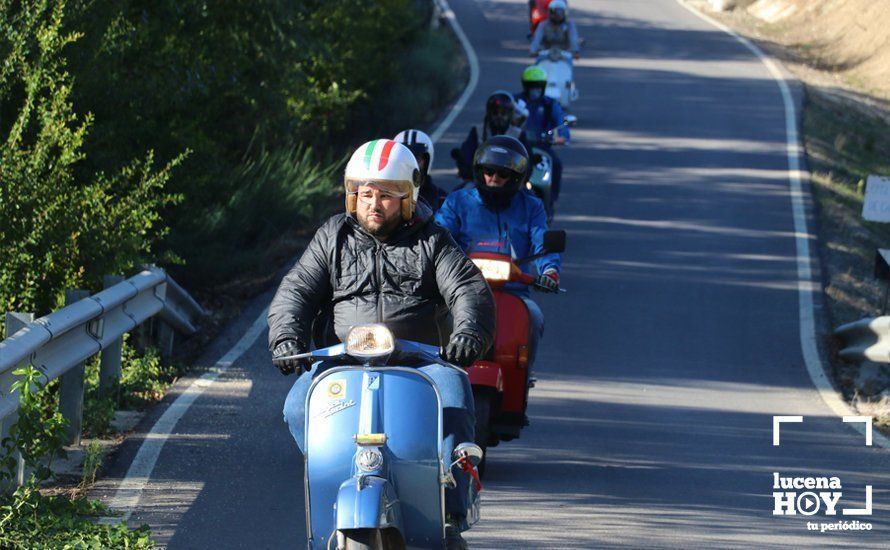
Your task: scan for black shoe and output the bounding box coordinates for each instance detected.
[445,518,469,550]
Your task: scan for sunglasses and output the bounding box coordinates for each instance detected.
[482,167,513,179]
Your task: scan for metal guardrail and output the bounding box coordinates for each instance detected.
[834,316,890,363]
[0,267,205,443]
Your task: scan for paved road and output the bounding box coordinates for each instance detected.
[94,0,889,548]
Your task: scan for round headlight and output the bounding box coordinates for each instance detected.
[346,324,395,358]
[356,448,384,472]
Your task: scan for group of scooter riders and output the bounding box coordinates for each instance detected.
[268,1,580,548]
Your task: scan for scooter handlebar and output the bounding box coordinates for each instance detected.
[515,272,536,285]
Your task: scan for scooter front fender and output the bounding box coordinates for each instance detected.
[336,476,403,532]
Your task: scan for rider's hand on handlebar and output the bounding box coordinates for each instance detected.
[534,270,560,293]
[553,136,567,145]
[443,334,483,368]
[272,339,311,376]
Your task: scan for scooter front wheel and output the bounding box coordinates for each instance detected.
[336,528,385,550]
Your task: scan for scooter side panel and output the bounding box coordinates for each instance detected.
[306,369,365,548]
[493,292,531,413]
[466,360,504,392]
[379,370,442,548]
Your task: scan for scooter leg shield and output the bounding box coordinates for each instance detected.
[335,476,404,532]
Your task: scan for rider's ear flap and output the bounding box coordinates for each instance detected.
[346,193,357,215]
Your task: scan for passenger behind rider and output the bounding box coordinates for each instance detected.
[269,139,495,549]
[394,128,448,212]
[453,91,533,185]
[435,135,561,374]
[515,65,568,202]
[529,0,580,58]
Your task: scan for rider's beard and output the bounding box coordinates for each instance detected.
[357,205,401,240]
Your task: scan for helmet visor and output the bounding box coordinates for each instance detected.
[345,179,411,200]
[473,145,528,176]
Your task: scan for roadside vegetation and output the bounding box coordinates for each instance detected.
[0,0,464,545]
[703,0,890,425]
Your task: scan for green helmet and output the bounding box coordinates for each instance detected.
[521,65,548,85]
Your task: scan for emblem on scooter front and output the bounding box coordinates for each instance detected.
[326,379,347,399]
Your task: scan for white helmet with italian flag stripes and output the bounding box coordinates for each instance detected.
[345,139,421,220]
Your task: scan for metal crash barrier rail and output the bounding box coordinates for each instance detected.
[0,267,206,462]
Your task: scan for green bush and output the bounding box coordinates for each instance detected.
[59,0,434,287]
[0,485,153,549]
[0,0,182,316]
[82,334,182,437]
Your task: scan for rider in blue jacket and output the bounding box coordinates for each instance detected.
[515,65,568,202]
[436,135,560,370]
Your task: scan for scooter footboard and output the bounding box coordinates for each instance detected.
[336,476,403,531]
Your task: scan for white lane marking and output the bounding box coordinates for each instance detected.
[429,0,479,143]
[101,312,268,522]
[676,0,890,449]
[108,0,481,523]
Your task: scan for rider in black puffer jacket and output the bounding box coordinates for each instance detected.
[267,199,493,350]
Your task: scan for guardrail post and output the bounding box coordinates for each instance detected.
[2,312,34,487]
[99,275,124,401]
[157,320,175,362]
[59,289,89,446]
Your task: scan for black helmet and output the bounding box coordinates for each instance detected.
[484,90,516,137]
[472,135,530,209]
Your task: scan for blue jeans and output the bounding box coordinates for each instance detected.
[518,296,545,371]
[548,147,563,202]
[283,361,475,528]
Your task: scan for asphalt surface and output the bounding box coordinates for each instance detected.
[94,0,890,548]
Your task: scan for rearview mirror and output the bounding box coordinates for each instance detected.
[543,230,566,254]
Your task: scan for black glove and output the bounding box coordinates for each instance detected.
[443,334,483,367]
[272,339,310,376]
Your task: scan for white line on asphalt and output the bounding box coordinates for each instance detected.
[429,0,479,143]
[107,0,480,523]
[676,0,890,449]
[101,311,269,523]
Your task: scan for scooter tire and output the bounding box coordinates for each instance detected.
[337,528,384,550]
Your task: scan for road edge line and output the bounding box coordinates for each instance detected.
[429,0,480,143]
[105,0,482,523]
[675,0,890,449]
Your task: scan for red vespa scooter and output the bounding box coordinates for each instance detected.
[465,230,565,474]
[529,0,552,37]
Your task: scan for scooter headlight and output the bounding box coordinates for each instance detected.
[472,259,512,282]
[356,448,384,473]
[346,324,395,359]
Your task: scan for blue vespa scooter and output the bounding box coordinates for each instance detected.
[280,324,484,550]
